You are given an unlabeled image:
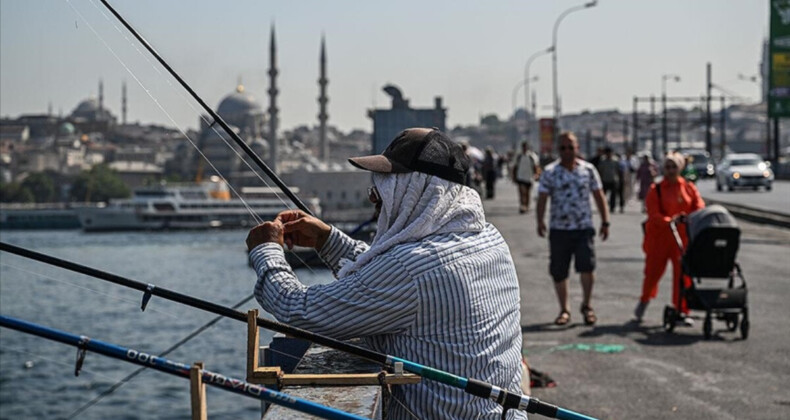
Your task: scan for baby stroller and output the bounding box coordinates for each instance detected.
[663,205,749,340]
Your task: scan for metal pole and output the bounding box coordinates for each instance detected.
[662,93,668,154]
[632,96,638,152]
[775,118,781,167]
[650,95,656,159]
[720,96,726,158]
[531,90,538,150]
[623,118,629,154]
[524,47,553,148]
[706,62,712,155]
[552,1,597,149]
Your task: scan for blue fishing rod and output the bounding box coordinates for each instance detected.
[0,315,366,420]
[0,242,597,420]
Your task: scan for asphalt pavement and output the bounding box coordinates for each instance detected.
[483,180,790,420]
[696,179,790,215]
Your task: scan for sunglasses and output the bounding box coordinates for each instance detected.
[367,186,381,203]
[664,164,678,170]
[559,146,574,151]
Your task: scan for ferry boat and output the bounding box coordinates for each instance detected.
[0,203,83,229]
[75,177,320,232]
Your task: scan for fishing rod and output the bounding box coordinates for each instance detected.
[0,242,596,420]
[0,315,366,420]
[95,0,311,216]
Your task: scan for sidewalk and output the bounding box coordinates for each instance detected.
[482,179,790,420]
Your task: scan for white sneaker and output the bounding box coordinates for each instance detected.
[677,316,694,327]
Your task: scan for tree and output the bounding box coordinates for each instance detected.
[0,181,34,203]
[21,172,55,202]
[70,164,130,202]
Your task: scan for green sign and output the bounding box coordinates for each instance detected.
[770,0,790,117]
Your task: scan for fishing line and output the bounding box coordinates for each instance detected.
[65,0,264,227]
[82,0,321,272]
[0,262,180,319]
[65,293,256,419]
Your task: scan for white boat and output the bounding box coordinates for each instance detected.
[75,177,319,232]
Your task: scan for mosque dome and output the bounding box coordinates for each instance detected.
[217,85,263,121]
[58,122,76,136]
[71,98,99,119]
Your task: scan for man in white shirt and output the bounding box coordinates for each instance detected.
[536,132,610,326]
[512,142,540,213]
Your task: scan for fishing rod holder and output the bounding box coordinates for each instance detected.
[245,310,420,388]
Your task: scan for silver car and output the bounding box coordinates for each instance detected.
[715,153,774,191]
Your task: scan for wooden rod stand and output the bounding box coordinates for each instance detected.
[244,309,420,387]
[190,361,207,420]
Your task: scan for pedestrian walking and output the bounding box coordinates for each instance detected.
[634,152,705,324]
[511,142,540,213]
[483,147,498,199]
[636,154,658,213]
[596,147,620,213]
[536,132,610,326]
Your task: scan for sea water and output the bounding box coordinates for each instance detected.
[0,229,332,419]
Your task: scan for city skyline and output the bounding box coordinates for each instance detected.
[0,0,768,132]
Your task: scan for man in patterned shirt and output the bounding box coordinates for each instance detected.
[536,132,610,326]
[246,128,527,419]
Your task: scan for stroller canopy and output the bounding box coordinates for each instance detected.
[687,204,739,243]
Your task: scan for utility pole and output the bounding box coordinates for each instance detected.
[719,96,726,159]
[775,118,781,166]
[650,95,657,159]
[622,118,629,153]
[585,128,592,159]
[662,92,668,155]
[531,90,537,150]
[705,62,712,155]
[632,96,638,152]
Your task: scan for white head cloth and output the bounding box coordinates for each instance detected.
[336,172,486,277]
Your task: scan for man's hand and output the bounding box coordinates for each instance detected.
[278,210,332,251]
[246,220,284,251]
[599,224,609,241]
[537,220,547,238]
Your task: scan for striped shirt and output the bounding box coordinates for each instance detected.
[251,224,527,420]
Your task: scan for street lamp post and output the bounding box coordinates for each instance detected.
[524,46,554,149]
[739,73,771,161]
[661,74,681,154]
[511,78,530,150]
[552,0,598,146]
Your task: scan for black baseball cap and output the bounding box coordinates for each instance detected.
[348,128,470,184]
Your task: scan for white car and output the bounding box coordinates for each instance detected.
[715,153,774,191]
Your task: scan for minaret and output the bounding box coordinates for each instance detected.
[318,35,329,162]
[48,101,53,117]
[121,81,127,125]
[98,79,104,118]
[267,24,279,173]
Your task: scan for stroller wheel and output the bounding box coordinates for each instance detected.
[703,312,712,340]
[663,306,677,333]
[725,314,738,332]
[740,308,750,340]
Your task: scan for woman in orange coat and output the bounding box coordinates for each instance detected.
[634,152,705,324]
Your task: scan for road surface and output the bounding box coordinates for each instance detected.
[484,180,790,420]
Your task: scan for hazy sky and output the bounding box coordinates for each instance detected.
[0,0,767,132]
